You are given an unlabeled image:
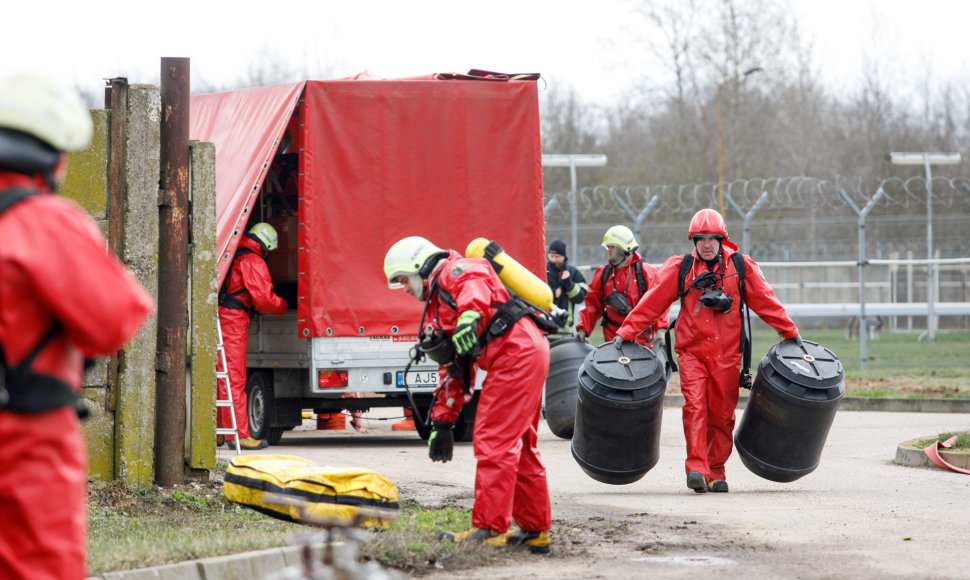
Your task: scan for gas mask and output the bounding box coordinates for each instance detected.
[691,271,733,314]
[403,273,426,301]
[413,329,456,365]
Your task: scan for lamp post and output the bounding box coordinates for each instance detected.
[717,66,762,215]
[542,154,608,260]
[887,152,962,340]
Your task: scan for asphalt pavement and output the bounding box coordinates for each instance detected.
[88,398,970,579]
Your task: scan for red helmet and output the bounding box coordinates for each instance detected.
[688,209,738,251]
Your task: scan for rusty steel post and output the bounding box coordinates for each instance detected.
[106,78,128,261]
[103,78,129,416]
[155,58,190,486]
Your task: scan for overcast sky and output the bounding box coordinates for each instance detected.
[3,0,968,104]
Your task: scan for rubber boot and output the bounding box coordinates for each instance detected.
[238,437,269,450]
[438,527,511,548]
[507,529,552,554]
[687,470,708,494]
[708,480,729,493]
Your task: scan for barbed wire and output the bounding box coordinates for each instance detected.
[544,176,970,220]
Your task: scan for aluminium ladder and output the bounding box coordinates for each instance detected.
[215,312,241,454]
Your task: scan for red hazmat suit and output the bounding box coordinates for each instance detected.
[0,173,154,580]
[217,235,287,440]
[578,252,669,345]
[616,246,797,483]
[427,251,551,534]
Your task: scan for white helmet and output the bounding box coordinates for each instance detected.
[248,222,279,252]
[0,72,93,152]
[602,225,638,253]
[384,236,448,300]
[383,236,446,285]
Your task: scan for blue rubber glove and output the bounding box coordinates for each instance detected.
[428,421,455,462]
[613,335,624,348]
[452,311,481,356]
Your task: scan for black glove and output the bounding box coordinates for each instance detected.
[613,335,624,348]
[428,421,455,462]
[788,333,803,346]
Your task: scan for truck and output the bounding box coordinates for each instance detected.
[190,71,546,444]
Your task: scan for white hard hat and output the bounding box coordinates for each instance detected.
[383,236,445,286]
[0,72,93,152]
[602,225,638,253]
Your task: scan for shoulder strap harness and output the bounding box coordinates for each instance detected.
[599,262,647,328]
[665,252,751,388]
[0,187,81,414]
[218,247,258,315]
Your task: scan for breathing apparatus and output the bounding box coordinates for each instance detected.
[602,289,633,315]
[690,269,734,314]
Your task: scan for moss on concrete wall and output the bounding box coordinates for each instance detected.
[113,85,161,487]
[61,109,108,220]
[65,82,219,485]
[188,141,218,470]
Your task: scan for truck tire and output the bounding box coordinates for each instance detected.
[247,371,284,445]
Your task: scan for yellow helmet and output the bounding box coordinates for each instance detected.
[247,222,278,252]
[383,236,446,287]
[602,225,638,253]
[0,71,93,152]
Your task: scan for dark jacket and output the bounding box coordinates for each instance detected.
[546,260,587,327]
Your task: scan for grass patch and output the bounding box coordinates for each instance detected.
[88,480,530,577]
[910,431,970,450]
[590,327,970,398]
[87,478,295,575]
[360,499,523,575]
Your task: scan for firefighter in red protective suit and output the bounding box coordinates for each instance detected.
[383,236,552,554]
[577,225,669,347]
[615,209,799,493]
[217,223,288,450]
[0,72,154,580]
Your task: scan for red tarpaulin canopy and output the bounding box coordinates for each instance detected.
[190,75,544,338]
[190,82,305,285]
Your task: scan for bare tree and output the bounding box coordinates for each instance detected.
[539,83,605,191]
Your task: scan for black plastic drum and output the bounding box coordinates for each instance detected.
[571,340,667,485]
[544,337,593,439]
[734,339,845,483]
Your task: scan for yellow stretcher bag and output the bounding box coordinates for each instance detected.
[223,455,399,529]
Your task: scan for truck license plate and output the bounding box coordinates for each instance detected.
[396,370,439,387]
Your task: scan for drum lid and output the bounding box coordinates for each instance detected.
[765,339,844,390]
[583,340,664,391]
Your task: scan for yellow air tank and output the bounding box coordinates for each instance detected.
[465,238,553,312]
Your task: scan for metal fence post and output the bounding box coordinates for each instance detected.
[838,186,887,370]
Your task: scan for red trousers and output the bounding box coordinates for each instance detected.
[217,307,251,439]
[0,407,87,580]
[677,351,741,481]
[471,322,551,533]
